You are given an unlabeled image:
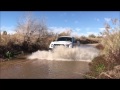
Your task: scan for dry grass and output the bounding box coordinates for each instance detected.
[86,19,120,79]
[101,26,120,64]
[99,65,120,79]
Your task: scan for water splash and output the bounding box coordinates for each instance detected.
[28,45,99,62]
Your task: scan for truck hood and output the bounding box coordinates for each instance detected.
[51,41,72,45]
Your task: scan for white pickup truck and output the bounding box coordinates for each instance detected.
[49,36,80,50]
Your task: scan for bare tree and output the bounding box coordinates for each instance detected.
[58,29,72,36]
[15,13,48,42]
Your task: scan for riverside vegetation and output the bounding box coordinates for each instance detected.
[85,18,120,79]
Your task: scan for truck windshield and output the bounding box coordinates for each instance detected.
[57,37,72,42]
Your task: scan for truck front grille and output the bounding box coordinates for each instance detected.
[54,44,64,46]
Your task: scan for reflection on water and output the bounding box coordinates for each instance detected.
[0,59,89,79]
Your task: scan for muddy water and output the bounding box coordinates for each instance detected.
[0,59,89,79]
[0,44,98,79]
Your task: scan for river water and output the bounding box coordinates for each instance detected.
[0,44,99,79]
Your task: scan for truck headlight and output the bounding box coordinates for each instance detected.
[51,44,54,47]
[68,44,72,48]
[65,44,72,48]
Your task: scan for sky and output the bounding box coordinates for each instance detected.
[0,11,120,36]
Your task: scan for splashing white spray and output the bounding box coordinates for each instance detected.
[28,45,99,62]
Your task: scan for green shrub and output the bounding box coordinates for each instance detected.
[95,63,105,73]
[88,55,107,77]
[5,51,14,59]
